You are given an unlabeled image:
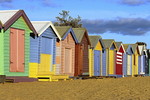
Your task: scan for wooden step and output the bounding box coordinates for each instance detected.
[37,75,69,82]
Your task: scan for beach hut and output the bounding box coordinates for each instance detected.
[0,10,37,82]
[73,28,91,76]
[29,21,69,81]
[89,36,104,77]
[115,42,126,77]
[55,26,78,77]
[137,45,145,75]
[123,44,133,76]
[102,39,117,76]
[130,44,139,76]
[147,49,150,76]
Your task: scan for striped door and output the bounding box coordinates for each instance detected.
[109,50,114,75]
[10,28,25,72]
[116,52,123,75]
[94,50,100,76]
[64,48,72,74]
[127,55,132,75]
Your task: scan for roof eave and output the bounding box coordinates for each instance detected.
[3,10,38,35]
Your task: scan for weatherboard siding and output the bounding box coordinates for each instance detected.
[4,16,31,76]
[0,29,4,75]
[61,33,75,76]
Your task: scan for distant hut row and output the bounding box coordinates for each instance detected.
[0,10,149,82]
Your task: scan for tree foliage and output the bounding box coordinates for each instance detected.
[54,10,82,28]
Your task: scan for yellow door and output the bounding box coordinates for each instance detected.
[38,54,52,74]
[89,49,94,77]
[109,50,114,75]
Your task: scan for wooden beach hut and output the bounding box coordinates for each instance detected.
[73,28,91,76]
[29,21,68,81]
[123,44,133,76]
[115,42,126,77]
[55,26,78,77]
[102,39,117,76]
[147,49,150,76]
[89,36,104,77]
[0,10,37,82]
[130,44,139,76]
[137,45,145,75]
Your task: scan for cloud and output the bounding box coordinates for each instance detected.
[82,17,150,36]
[0,0,12,3]
[119,0,150,6]
[42,0,59,7]
[0,0,13,8]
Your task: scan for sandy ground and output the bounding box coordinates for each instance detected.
[0,77,150,100]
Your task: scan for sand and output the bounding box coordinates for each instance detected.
[0,77,150,100]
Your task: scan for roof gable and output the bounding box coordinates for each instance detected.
[115,42,125,53]
[0,10,37,35]
[89,35,105,49]
[31,21,61,40]
[55,26,78,43]
[102,39,117,49]
[130,44,138,54]
[123,44,133,54]
[73,28,91,45]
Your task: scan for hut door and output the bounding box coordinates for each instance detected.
[102,50,106,76]
[116,52,123,75]
[127,55,132,75]
[64,48,72,74]
[10,28,25,72]
[141,55,144,74]
[94,50,100,76]
[109,50,114,75]
[39,37,53,73]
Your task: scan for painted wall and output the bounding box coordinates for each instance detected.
[56,33,75,76]
[30,27,57,77]
[2,17,31,76]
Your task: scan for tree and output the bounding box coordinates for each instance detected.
[54,10,82,28]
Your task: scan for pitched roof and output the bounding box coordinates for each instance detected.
[122,44,130,51]
[73,28,91,45]
[0,10,37,35]
[55,26,78,43]
[102,39,117,49]
[31,21,61,40]
[130,44,138,54]
[115,42,122,49]
[89,35,102,48]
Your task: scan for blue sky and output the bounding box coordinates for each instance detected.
[0,0,150,48]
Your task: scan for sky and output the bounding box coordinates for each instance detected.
[0,0,150,48]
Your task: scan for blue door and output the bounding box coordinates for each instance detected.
[94,50,100,76]
[138,56,141,74]
[123,54,127,76]
[102,50,106,76]
[41,36,53,54]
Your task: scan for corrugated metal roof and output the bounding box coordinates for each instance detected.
[89,35,102,48]
[31,21,61,40]
[102,39,115,49]
[72,28,86,43]
[55,26,71,38]
[0,10,19,25]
